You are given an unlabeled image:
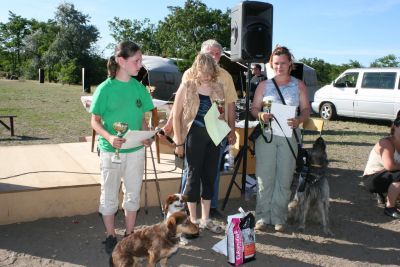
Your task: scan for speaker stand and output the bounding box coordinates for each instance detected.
[222,62,252,210]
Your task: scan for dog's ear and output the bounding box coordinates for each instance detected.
[167,216,177,233]
[163,195,175,212]
[181,195,189,202]
[171,211,187,225]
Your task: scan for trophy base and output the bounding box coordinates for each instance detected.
[111,155,122,164]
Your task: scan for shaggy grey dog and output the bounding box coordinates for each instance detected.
[288,137,333,236]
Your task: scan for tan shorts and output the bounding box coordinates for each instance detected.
[98,149,145,215]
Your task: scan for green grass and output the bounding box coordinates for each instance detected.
[0,79,93,145]
[0,78,393,173]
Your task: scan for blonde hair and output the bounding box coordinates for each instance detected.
[269,44,295,73]
[191,53,219,83]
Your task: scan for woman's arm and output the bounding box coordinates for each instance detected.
[288,80,311,128]
[172,83,185,157]
[251,80,270,122]
[377,138,400,171]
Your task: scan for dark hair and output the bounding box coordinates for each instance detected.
[252,64,262,71]
[269,44,295,73]
[391,117,400,135]
[107,41,141,79]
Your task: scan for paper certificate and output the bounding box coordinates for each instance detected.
[270,103,297,138]
[121,130,157,149]
[204,103,231,146]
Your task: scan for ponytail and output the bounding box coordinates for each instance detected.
[107,55,118,79]
[107,41,141,79]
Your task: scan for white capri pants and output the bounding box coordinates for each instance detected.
[98,149,145,215]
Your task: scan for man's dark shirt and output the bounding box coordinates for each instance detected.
[250,74,266,101]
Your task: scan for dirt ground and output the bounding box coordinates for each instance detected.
[1,120,400,266]
[1,168,400,267]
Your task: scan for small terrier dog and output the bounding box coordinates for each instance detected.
[163,193,199,243]
[163,193,188,219]
[110,211,199,267]
[288,137,333,236]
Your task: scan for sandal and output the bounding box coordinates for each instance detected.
[199,219,224,234]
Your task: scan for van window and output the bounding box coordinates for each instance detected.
[361,72,396,89]
[335,72,358,87]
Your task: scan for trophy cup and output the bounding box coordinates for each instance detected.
[214,98,225,114]
[262,97,273,131]
[111,122,128,164]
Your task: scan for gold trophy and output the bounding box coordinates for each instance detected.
[262,98,272,131]
[111,122,128,164]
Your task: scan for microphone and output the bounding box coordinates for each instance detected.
[156,127,174,144]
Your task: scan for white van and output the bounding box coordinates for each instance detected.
[312,68,400,120]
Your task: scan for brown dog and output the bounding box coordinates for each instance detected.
[110,211,199,267]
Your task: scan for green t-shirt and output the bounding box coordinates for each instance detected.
[90,77,154,153]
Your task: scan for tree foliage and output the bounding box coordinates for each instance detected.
[43,2,99,83]
[370,54,400,67]
[107,0,230,71]
[0,11,31,75]
[0,0,399,87]
[156,0,230,70]
[108,18,160,55]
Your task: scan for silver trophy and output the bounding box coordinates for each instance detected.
[111,122,128,164]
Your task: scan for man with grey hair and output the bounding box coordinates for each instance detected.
[161,39,238,218]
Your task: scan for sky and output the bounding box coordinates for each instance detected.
[1,0,400,66]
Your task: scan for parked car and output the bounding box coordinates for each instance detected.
[312,68,400,120]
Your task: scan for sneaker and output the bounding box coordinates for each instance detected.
[384,207,400,219]
[210,208,224,219]
[274,224,285,232]
[102,235,117,254]
[254,221,267,231]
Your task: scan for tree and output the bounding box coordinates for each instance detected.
[299,57,334,86]
[370,54,400,67]
[108,17,161,55]
[0,11,31,75]
[44,2,99,83]
[156,0,230,70]
[23,20,59,79]
[158,0,230,56]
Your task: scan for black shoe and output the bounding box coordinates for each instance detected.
[384,207,400,219]
[102,235,117,254]
[210,208,224,219]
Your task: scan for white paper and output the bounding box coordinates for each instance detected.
[152,98,172,108]
[80,96,92,112]
[270,103,297,137]
[204,103,231,146]
[121,130,157,149]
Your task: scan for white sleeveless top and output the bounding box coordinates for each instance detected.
[263,76,300,106]
[363,148,400,175]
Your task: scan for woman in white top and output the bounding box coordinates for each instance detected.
[363,118,400,219]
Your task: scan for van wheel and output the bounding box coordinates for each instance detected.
[320,103,336,120]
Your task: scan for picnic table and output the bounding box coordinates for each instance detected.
[0,115,17,136]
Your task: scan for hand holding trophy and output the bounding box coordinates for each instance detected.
[111,122,128,164]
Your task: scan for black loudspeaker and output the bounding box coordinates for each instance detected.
[230,1,273,63]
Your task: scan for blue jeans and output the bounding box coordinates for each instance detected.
[180,138,227,209]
